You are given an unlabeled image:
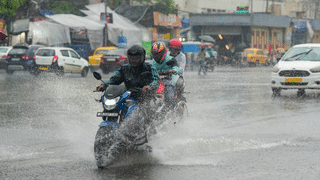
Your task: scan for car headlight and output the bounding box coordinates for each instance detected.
[310,66,320,73]
[272,66,279,73]
[104,96,120,110]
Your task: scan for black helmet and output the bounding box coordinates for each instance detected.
[127,44,146,67]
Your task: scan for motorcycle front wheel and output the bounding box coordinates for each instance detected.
[94,126,116,169]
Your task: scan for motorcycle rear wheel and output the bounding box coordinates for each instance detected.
[175,100,188,120]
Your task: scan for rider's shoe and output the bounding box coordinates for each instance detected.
[136,143,153,153]
[146,145,153,152]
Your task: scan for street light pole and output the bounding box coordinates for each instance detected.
[266,0,269,13]
[315,0,320,19]
[104,0,109,46]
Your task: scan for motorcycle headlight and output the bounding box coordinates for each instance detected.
[272,66,280,73]
[310,66,320,73]
[104,96,120,110]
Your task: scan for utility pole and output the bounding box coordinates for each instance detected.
[266,0,269,13]
[104,0,108,46]
[251,0,253,13]
[315,0,320,19]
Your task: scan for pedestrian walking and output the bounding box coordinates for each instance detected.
[197,47,207,75]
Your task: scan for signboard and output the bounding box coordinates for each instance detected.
[150,28,158,41]
[236,6,249,13]
[0,19,5,32]
[285,28,292,45]
[100,13,113,23]
[153,12,181,27]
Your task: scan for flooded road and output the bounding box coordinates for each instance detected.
[1,66,320,179]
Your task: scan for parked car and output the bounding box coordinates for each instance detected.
[88,46,117,72]
[100,48,128,74]
[242,48,268,66]
[32,47,89,77]
[5,44,44,74]
[271,43,320,96]
[0,46,12,69]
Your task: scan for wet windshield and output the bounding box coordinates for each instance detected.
[0,47,10,53]
[282,47,320,61]
[105,49,126,56]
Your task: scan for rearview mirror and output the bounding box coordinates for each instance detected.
[93,71,102,80]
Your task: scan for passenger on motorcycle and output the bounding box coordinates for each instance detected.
[96,44,159,102]
[151,42,179,108]
[168,38,186,97]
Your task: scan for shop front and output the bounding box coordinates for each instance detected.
[151,11,182,42]
[251,27,285,54]
[190,13,291,55]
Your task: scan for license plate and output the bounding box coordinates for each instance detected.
[11,58,20,61]
[97,112,118,117]
[39,67,48,70]
[95,58,101,60]
[285,78,302,83]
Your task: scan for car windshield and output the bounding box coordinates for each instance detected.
[282,47,320,61]
[0,47,9,53]
[8,48,28,55]
[36,49,55,56]
[105,49,126,56]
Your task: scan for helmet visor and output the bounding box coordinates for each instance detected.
[128,55,142,66]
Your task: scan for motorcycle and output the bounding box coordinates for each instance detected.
[93,72,154,169]
[156,60,188,121]
[205,58,215,72]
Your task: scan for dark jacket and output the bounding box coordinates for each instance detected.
[102,63,159,101]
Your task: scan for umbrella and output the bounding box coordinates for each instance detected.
[198,42,214,48]
[199,35,215,42]
[0,31,7,41]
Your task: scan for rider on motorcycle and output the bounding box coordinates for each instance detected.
[96,44,159,102]
[96,44,159,155]
[151,42,179,108]
[168,39,186,97]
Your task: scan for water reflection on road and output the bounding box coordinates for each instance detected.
[1,67,320,179]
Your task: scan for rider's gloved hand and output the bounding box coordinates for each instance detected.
[96,85,105,92]
[142,86,151,92]
[167,69,175,75]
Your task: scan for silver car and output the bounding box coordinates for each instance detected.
[0,46,12,69]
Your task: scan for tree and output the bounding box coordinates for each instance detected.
[109,0,178,14]
[47,1,83,16]
[0,0,25,17]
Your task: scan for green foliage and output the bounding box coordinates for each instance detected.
[154,0,179,14]
[47,1,82,16]
[109,0,178,14]
[0,0,25,16]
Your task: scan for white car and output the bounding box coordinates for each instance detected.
[271,43,320,96]
[32,47,89,77]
